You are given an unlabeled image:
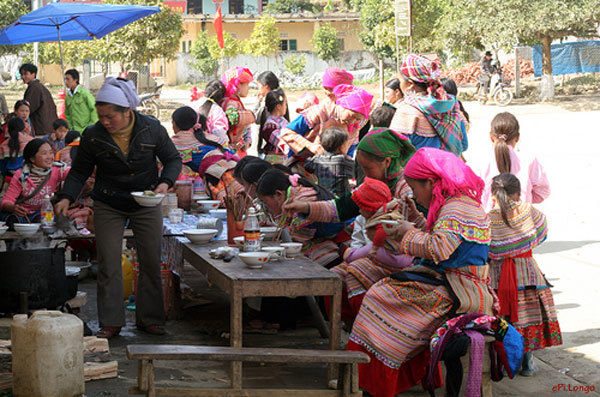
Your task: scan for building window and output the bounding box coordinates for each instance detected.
[230,0,244,14]
[280,39,297,51]
[188,40,192,52]
[337,38,345,51]
[182,41,186,53]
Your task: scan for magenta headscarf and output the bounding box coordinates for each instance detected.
[322,67,354,89]
[400,54,447,100]
[221,67,254,98]
[404,147,484,231]
[334,84,373,118]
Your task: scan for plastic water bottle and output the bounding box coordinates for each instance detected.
[41,194,54,226]
[244,207,260,252]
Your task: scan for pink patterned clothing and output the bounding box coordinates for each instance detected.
[2,165,70,213]
[477,145,550,212]
[191,98,230,147]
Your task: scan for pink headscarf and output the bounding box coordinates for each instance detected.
[334,84,373,118]
[404,148,484,231]
[221,67,254,98]
[322,67,354,89]
[400,54,447,100]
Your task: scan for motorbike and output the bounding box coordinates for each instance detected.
[476,65,513,106]
[137,84,163,119]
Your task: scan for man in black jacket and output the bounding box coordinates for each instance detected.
[20,63,57,136]
[55,77,182,338]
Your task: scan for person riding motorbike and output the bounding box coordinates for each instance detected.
[479,51,496,96]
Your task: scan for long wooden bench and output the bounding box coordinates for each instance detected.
[127,344,370,397]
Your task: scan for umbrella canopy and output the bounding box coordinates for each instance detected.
[0,2,160,45]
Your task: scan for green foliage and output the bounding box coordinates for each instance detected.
[311,23,341,61]
[96,0,184,69]
[437,0,600,65]
[264,0,318,14]
[0,0,29,57]
[243,16,280,57]
[283,54,306,75]
[208,31,242,59]
[190,31,218,76]
[356,0,446,60]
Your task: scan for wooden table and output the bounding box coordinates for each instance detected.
[182,241,343,389]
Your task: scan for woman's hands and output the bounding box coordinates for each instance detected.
[54,198,70,217]
[387,220,416,240]
[282,200,309,218]
[12,204,28,217]
[401,195,420,222]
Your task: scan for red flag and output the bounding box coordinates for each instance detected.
[214,4,224,49]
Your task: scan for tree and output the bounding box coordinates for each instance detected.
[283,54,306,75]
[0,0,29,57]
[437,0,600,100]
[311,23,341,62]
[98,0,184,71]
[190,31,218,77]
[243,16,280,57]
[264,0,318,14]
[355,0,446,62]
[207,31,242,60]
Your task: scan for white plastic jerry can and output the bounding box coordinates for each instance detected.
[11,310,84,397]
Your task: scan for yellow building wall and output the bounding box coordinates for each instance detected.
[182,19,364,52]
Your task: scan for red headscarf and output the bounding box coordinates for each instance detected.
[221,67,253,98]
[404,148,484,231]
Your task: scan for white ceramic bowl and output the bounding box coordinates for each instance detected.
[209,209,227,220]
[263,246,285,261]
[197,200,220,211]
[193,194,210,201]
[233,236,245,248]
[0,225,8,236]
[131,191,165,207]
[41,224,57,235]
[183,229,218,244]
[260,226,277,241]
[14,223,40,237]
[281,242,302,258]
[239,252,270,268]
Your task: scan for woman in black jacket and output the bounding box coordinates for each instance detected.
[55,77,182,339]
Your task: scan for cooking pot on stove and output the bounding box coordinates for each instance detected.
[0,246,68,313]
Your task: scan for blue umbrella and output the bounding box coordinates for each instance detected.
[0,2,160,83]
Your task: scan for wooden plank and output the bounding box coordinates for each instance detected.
[126,345,370,364]
[84,361,118,381]
[0,373,11,391]
[83,336,110,355]
[230,284,243,390]
[138,360,149,391]
[351,363,359,394]
[148,360,156,397]
[0,229,134,241]
[342,364,351,397]
[128,386,361,396]
[328,280,343,382]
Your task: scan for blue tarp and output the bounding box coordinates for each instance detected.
[533,40,600,76]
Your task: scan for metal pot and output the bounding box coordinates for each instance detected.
[0,246,68,312]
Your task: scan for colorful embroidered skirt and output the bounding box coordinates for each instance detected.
[512,288,562,352]
[349,276,454,369]
[332,258,397,299]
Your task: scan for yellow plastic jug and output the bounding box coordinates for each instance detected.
[122,254,134,298]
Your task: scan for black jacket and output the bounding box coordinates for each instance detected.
[58,111,182,211]
[24,79,58,136]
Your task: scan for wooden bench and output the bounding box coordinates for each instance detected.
[127,344,370,397]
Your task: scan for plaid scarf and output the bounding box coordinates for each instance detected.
[403,94,465,156]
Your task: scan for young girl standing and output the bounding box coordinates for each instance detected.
[478,112,550,211]
[488,173,562,376]
[220,67,255,156]
[259,88,289,164]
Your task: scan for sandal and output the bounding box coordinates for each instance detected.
[97,326,121,339]
[137,324,166,335]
